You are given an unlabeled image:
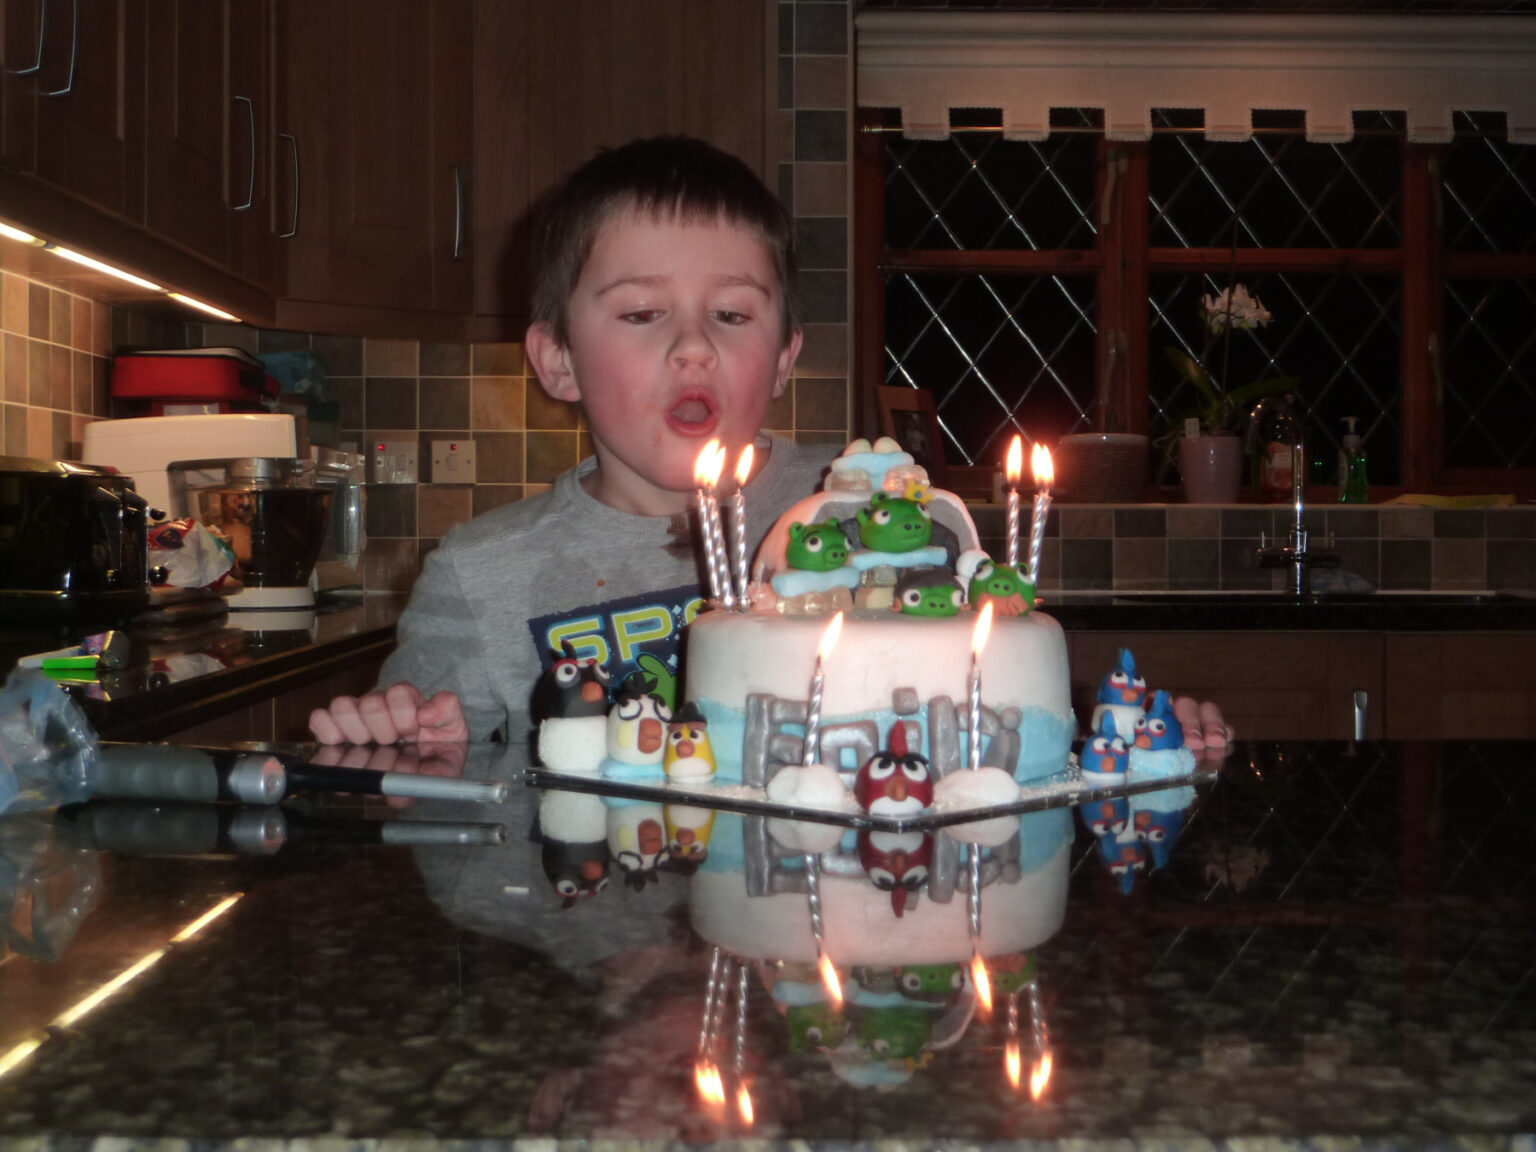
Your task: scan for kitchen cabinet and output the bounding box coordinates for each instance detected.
[468,0,773,338]
[1383,633,1536,739]
[143,0,276,292]
[274,0,471,335]
[1070,632,1386,741]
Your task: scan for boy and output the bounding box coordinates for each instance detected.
[311,136,1232,753]
[310,136,835,746]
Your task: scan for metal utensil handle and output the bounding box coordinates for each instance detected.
[41,0,75,96]
[8,0,46,74]
[278,132,300,238]
[232,95,256,211]
[1353,689,1368,742]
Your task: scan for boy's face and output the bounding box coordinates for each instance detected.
[528,211,801,514]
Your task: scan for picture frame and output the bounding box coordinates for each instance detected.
[877,385,949,489]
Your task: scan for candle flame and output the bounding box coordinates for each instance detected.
[818,611,844,662]
[695,1061,725,1105]
[1031,442,1054,488]
[1005,1039,1023,1090]
[971,600,994,658]
[971,952,992,1013]
[818,951,844,1007]
[735,443,755,486]
[695,440,723,488]
[1030,1049,1054,1100]
[1005,435,1023,485]
[736,1082,755,1126]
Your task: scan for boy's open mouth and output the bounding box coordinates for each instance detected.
[666,390,719,434]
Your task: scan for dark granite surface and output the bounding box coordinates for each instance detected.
[1047,589,1536,631]
[0,595,405,740]
[1,740,1532,1149]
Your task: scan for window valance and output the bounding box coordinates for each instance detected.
[856,10,1536,144]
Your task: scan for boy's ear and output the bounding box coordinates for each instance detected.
[771,327,803,400]
[526,321,581,403]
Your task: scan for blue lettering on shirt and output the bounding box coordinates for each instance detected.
[527,584,704,709]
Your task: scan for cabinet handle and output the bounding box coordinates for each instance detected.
[278,132,300,238]
[452,164,466,261]
[8,0,46,75]
[232,95,255,211]
[41,0,75,97]
[1352,689,1368,741]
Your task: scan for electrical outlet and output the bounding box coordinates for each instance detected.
[369,439,419,484]
[430,439,477,484]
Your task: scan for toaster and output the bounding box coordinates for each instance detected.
[0,456,153,625]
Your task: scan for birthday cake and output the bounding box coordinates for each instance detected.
[682,437,1075,797]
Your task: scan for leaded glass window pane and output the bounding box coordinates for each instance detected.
[884,273,1098,464]
[1149,111,1402,250]
[1442,112,1536,255]
[1443,278,1536,468]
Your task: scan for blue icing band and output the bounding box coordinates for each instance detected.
[846,987,947,1011]
[1127,745,1197,780]
[1132,784,1197,814]
[771,980,833,1007]
[599,758,666,782]
[771,566,862,597]
[830,450,912,489]
[850,545,948,571]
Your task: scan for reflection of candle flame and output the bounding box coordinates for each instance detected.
[695,440,722,488]
[736,1082,755,1126]
[818,611,844,661]
[818,952,843,1007]
[735,444,755,486]
[1005,1039,1022,1090]
[971,600,994,657]
[695,1061,725,1105]
[971,953,992,1013]
[1031,443,1054,488]
[1006,435,1023,485]
[1030,1050,1053,1100]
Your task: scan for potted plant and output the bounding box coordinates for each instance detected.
[1056,331,1149,502]
[1157,284,1296,503]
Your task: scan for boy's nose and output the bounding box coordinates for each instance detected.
[669,323,718,369]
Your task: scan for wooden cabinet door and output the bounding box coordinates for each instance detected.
[470,0,771,335]
[1070,631,1385,741]
[226,0,275,290]
[31,0,142,220]
[1,0,41,170]
[1384,633,1536,738]
[278,0,470,317]
[143,0,235,269]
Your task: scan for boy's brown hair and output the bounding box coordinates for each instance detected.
[529,136,800,347]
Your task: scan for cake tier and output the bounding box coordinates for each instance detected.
[684,607,1075,785]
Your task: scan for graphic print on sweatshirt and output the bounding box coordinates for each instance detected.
[527,584,705,710]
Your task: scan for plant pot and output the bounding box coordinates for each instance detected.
[1178,434,1243,503]
[1055,433,1148,503]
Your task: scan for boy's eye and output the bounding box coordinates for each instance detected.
[620,309,663,324]
[712,310,750,325]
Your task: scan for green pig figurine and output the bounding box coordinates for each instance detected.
[785,518,851,572]
[893,569,963,617]
[967,558,1036,616]
[786,1001,850,1053]
[857,492,933,553]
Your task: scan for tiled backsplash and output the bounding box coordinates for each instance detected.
[972,503,1536,593]
[0,270,113,460]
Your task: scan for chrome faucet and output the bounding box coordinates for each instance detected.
[1256,442,1340,594]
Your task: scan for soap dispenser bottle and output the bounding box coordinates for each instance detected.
[1337,417,1368,503]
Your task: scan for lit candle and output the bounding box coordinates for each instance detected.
[802,611,843,767]
[694,442,725,603]
[1005,991,1023,1090]
[1005,435,1023,567]
[731,444,754,608]
[969,841,991,1013]
[733,961,754,1126]
[968,602,994,771]
[706,442,735,610]
[1028,978,1052,1101]
[1026,444,1054,587]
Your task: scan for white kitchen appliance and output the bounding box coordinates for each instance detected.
[81,414,364,610]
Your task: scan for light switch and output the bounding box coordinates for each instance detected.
[369,439,418,484]
[430,439,477,484]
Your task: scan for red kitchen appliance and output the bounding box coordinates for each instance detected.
[111,347,279,415]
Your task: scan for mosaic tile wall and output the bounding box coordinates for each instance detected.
[0,270,113,460]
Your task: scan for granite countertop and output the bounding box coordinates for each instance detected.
[0,594,407,741]
[0,739,1531,1149]
[1045,589,1536,631]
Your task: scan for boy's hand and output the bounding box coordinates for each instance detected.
[1173,696,1233,753]
[308,683,469,746]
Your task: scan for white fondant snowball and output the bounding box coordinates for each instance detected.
[766,817,845,856]
[933,766,1020,809]
[766,762,850,809]
[537,715,607,774]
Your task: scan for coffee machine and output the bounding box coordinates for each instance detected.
[82,414,364,612]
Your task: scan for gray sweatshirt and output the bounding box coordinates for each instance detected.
[378,434,835,743]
